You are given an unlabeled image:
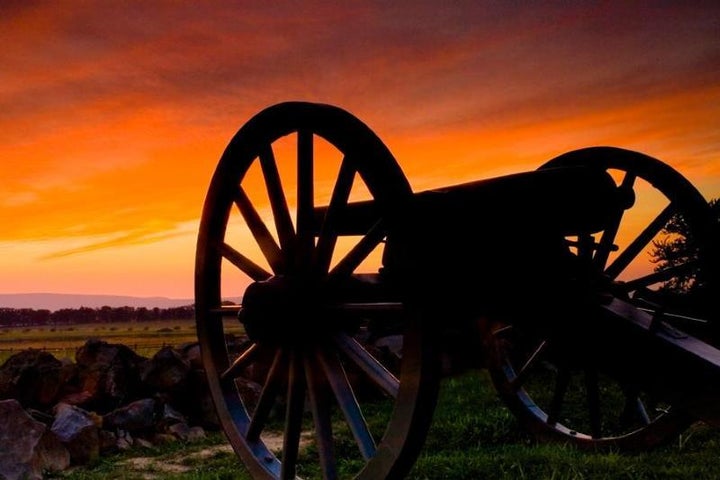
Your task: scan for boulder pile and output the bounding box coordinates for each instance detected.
[0,339,218,480]
[0,330,465,479]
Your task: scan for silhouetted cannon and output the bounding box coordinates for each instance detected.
[195,102,719,479]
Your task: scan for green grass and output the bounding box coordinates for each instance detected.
[54,371,720,479]
[0,319,243,362]
[48,432,246,480]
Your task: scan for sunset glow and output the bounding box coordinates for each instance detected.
[1,2,719,298]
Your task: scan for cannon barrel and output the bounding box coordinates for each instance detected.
[314,166,631,237]
[315,165,633,320]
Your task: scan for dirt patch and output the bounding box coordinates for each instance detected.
[118,432,313,478]
[261,430,313,453]
[120,444,234,479]
[123,456,190,474]
[185,443,235,460]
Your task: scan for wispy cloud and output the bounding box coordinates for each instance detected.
[40,228,194,260]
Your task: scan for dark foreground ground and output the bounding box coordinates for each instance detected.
[55,371,720,480]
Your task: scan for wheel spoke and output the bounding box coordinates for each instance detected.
[247,348,286,442]
[220,242,272,281]
[259,145,296,253]
[335,332,399,398]
[304,352,337,480]
[221,342,260,382]
[315,157,356,274]
[234,186,285,273]
[491,324,514,337]
[281,349,306,480]
[509,340,548,390]
[622,393,651,426]
[593,172,636,269]
[546,366,571,425]
[585,368,602,438]
[621,260,698,292]
[318,347,376,460]
[296,130,314,270]
[605,203,676,279]
[637,398,651,425]
[328,219,386,280]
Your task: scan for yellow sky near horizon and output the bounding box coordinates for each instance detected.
[1,2,719,298]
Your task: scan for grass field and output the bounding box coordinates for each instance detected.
[0,319,211,362]
[6,320,720,479]
[53,371,720,480]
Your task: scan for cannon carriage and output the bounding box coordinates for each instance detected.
[194,102,719,479]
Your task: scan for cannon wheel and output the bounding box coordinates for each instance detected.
[195,102,438,479]
[484,146,716,450]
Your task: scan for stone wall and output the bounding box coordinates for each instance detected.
[0,339,218,480]
[0,329,476,479]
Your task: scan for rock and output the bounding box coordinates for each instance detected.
[238,341,273,385]
[158,402,186,428]
[27,408,55,426]
[135,438,153,449]
[178,342,203,370]
[35,430,71,475]
[116,430,133,451]
[187,426,206,442]
[57,357,80,400]
[0,399,47,480]
[197,389,220,430]
[98,430,118,454]
[74,339,147,412]
[0,349,65,409]
[233,376,262,412]
[51,403,100,465]
[103,398,156,432]
[0,342,222,467]
[168,422,191,441]
[140,347,190,392]
[185,370,221,429]
[58,390,94,406]
[152,433,177,445]
[117,438,132,450]
[168,423,205,442]
[168,423,206,442]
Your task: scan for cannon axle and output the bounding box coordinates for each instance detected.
[240,277,361,344]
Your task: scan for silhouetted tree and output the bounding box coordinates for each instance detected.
[650,198,719,294]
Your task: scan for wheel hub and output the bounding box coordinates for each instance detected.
[240,276,336,343]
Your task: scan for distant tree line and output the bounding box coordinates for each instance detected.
[0,305,196,327]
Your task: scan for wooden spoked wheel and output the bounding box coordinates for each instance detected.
[484,146,717,450]
[195,102,438,479]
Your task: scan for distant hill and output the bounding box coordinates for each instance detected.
[0,293,197,311]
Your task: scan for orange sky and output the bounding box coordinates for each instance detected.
[1,2,719,298]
